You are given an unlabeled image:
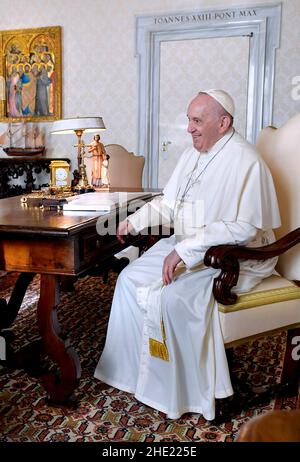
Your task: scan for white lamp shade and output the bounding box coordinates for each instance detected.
[51,117,106,134]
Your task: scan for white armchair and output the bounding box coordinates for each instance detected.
[204,114,300,418]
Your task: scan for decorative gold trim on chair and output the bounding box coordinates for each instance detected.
[218,283,300,313]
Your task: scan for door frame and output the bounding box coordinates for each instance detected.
[136,4,281,188]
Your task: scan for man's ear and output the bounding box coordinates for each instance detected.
[219,115,231,133]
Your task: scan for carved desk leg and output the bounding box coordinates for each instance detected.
[37,274,81,404]
[0,272,35,329]
[0,272,43,372]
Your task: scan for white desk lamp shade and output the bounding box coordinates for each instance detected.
[51,117,106,134]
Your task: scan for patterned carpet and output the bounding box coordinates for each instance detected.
[0,271,299,442]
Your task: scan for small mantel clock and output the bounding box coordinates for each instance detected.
[50,160,71,187]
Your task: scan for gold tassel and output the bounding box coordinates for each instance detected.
[149,318,169,361]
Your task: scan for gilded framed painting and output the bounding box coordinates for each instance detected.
[0,26,62,122]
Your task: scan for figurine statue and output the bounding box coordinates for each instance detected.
[101,153,110,188]
[71,169,81,189]
[87,134,107,187]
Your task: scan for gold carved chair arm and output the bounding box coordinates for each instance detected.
[204,227,300,305]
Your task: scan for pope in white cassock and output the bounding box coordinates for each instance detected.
[94,89,281,420]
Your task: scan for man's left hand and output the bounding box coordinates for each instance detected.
[162,250,182,285]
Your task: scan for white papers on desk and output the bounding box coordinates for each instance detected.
[62,191,160,212]
[63,210,109,217]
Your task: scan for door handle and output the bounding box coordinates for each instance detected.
[161,141,172,152]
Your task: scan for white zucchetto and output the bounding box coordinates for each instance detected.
[200,89,235,117]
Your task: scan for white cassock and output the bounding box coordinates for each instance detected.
[94,129,281,420]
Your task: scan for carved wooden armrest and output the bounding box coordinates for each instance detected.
[204,227,300,305]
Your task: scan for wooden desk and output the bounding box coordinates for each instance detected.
[0,191,155,403]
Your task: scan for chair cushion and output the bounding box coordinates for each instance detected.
[219,275,300,345]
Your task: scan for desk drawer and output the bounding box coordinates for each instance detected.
[77,231,119,269]
[0,237,76,274]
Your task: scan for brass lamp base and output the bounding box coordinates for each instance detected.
[74,185,95,194]
[74,154,95,193]
[74,179,95,193]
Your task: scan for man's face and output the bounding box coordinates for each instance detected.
[187,94,223,152]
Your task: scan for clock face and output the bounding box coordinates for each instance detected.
[56,167,68,181]
[55,167,68,186]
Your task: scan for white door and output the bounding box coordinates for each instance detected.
[158,36,250,188]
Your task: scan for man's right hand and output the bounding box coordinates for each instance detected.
[117,219,135,244]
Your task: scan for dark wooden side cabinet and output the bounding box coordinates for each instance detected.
[0,157,71,198]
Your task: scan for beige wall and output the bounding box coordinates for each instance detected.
[0,0,299,170]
